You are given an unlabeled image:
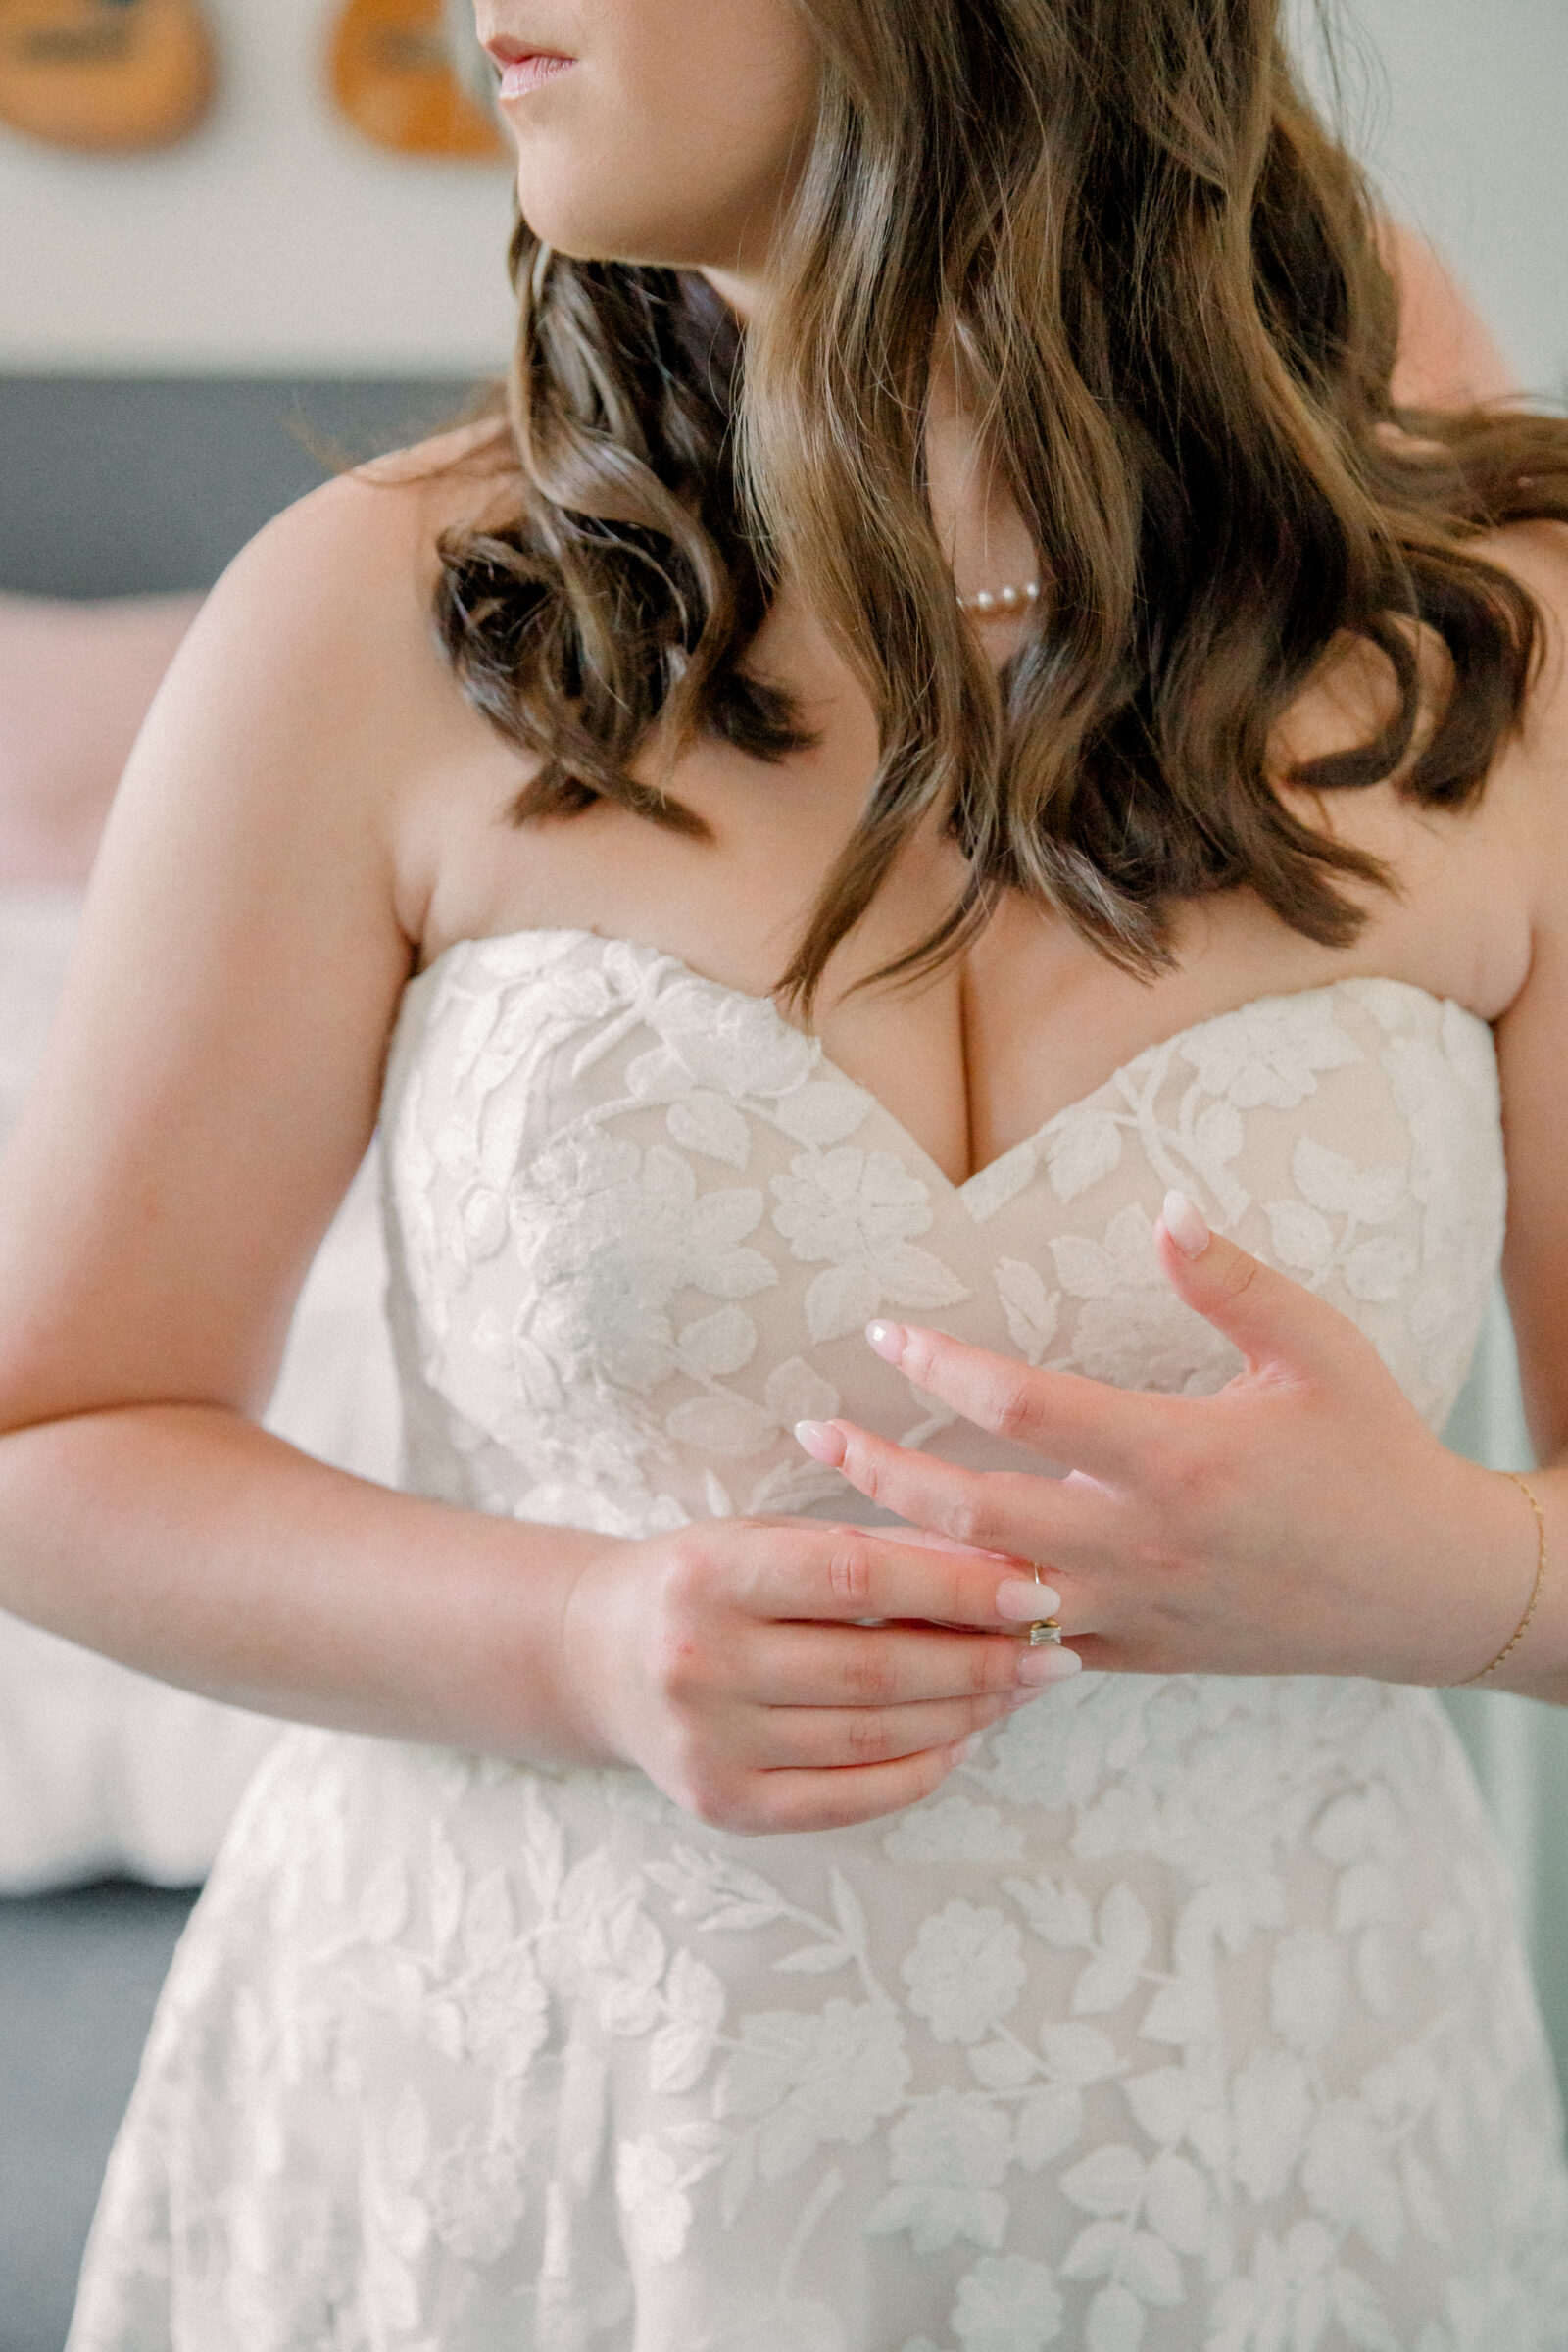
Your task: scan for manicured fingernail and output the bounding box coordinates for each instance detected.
[794,1419,847,1466]
[865,1320,906,1364]
[1018,1644,1083,1684]
[997,1577,1062,1621]
[1162,1189,1210,1259]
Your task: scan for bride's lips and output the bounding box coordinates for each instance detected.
[485,42,576,100]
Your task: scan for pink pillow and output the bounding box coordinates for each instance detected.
[0,591,203,886]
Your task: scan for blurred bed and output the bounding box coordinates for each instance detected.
[0,370,473,2352]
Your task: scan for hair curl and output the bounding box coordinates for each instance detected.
[434,0,1568,1006]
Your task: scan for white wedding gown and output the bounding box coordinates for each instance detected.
[70,932,1568,2350]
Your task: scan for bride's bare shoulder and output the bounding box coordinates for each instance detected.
[212,413,515,647]
[1429,521,1568,1042]
[172,413,518,813]
[1483,521,1568,808]
[346,412,519,525]
[90,415,525,969]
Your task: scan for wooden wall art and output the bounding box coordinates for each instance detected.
[329,0,507,161]
[0,0,215,152]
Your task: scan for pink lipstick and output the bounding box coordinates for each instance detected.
[494,51,575,99]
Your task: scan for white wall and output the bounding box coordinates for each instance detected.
[0,0,1562,381]
[0,0,515,373]
[1324,0,1568,395]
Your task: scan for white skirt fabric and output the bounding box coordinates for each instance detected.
[67,1683,1568,2352]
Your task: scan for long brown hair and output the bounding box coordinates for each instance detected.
[435,0,1568,1005]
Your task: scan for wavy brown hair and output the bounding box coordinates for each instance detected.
[434,0,1568,1005]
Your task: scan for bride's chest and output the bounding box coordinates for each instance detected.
[380,931,1504,1528]
[407,636,1529,1195]
[409,825,1521,1199]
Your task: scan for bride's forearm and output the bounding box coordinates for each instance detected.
[0,1402,617,1762]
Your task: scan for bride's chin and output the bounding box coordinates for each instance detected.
[512,163,777,287]
[513,198,681,271]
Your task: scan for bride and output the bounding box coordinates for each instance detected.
[4,0,1568,2343]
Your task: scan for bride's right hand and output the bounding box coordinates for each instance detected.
[559,1518,1078,1835]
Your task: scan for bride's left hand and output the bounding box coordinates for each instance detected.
[794,1191,1534,1688]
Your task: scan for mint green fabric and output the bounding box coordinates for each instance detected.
[1443,1286,1568,2098]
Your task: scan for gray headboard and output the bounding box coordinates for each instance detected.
[0,376,484,599]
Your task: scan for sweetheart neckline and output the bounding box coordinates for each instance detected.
[408,926,1493,1205]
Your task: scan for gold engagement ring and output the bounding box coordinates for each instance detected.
[1027,1564,1063,1646]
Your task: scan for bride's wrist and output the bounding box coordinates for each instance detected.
[553,1539,640,1769]
[1446,1459,1566,1700]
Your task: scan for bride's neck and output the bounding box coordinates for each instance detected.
[923,339,1038,611]
[704,271,1038,614]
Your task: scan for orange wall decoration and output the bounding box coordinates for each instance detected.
[329,0,505,162]
[0,0,216,153]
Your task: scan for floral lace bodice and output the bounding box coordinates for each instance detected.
[73,929,1568,2352]
[381,930,1506,1535]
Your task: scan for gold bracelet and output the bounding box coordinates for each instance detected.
[1461,1471,1548,1686]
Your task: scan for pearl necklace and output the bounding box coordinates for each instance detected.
[956,578,1040,616]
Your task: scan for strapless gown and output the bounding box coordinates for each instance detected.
[70,933,1568,2351]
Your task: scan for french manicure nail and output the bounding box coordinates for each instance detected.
[1018,1644,1082,1684]
[865,1320,906,1364]
[1162,1189,1210,1259]
[997,1577,1062,1621]
[794,1419,846,1466]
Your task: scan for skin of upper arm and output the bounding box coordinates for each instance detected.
[1486,534,1568,1463]
[0,469,455,1432]
[1361,236,1568,1450]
